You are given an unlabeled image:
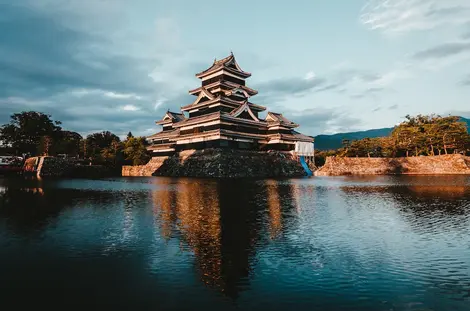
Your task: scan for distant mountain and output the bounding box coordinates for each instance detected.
[314,117,470,151]
[462,116,470,128]
[314,128,393,150]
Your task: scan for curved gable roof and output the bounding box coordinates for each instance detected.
[266,112,299,128]
[156,111,185,125]
[229,102,260,122]
[195,53,251,79]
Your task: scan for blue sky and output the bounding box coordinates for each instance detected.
[0,0,469,138]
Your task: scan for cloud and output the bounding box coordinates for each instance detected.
[304,71,316,80]
[254,65,407,104]
[283,108,362,135]
[0,2,176,137]
[104,92,143,100]
[120,105,140,111]
[0,4,159,98]
[254,76,331,101]
[412,42,470,60]
[155,18,181,51]
[0,97,52,107]
[460,75,470,86]
[388,104,399,110]
[0,88,194,138]
[154,99,166,110]
[69,89,143,100]
[361,0,470,34]
[462,23,470,39]
[350,87,386,100]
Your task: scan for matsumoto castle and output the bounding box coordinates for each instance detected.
[146,53,314,157]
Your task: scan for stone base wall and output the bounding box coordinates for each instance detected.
[315,154,470,176]
[23,156,73,177]
[122,157,169,177]
[24,156,118,178]
[122,149,307,178]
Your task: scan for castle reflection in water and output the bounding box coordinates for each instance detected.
[151,178,300,297]
[148,175,470,298]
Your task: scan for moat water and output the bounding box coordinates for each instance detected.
[0,176,469,311]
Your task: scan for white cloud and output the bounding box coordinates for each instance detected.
[371,68,412,87]
[154,98,166,110]
[330,62,412,93]
[69,88,143,100]
[304,71,316,80]
[360,0,470,34]
[0,97,52,107]
[104,91,142,100]
[120,104,140,111]
[407,40,470,72]
[330,61,353,71]
[155,18,181,50]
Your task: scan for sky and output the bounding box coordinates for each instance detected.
[0,0,469,138]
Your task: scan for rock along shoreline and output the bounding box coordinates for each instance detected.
[122,149,311,178]
[315,154,470,176]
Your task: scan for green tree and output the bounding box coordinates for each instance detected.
[85,131,120,163]
[339,114,470,158]
[0,111,62,156]
[392,114,470,156]
[38,135,53,156]
[101,139,123,166]
[54,131,83,156]
[123,136,150,165]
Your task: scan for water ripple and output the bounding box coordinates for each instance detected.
[0,176,469,310]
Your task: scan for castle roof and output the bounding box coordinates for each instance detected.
[229,101,260,121]
[188,81,258,97]
[195,53,251,79]
[155,111,186,125]
[266,112,299,128]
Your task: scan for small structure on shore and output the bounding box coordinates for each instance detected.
[147,53,314,157]
[0,156,23,175]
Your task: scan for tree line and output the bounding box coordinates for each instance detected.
[0,111,150,166]
[315,114,470,165]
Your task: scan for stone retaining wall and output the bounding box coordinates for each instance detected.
[122,157,169,177]
[122,149,307,178]
[24,156,117,178]
[24,156,72,177]
[315,154,470,176]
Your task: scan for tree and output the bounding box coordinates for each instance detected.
[101,139,123,166]
[54,131,82,156]
[127,131,134,139]
[85,131,120,162]
[338,114,470,158]
[38,135,53,156]
[123,136,150,166]
[392,115,470,156]
[0,111,62,156]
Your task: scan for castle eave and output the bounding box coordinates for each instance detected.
[195,54,252,79]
